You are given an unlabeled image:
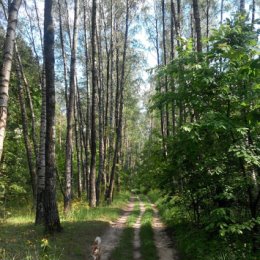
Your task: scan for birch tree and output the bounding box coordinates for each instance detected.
[0,0,22,162]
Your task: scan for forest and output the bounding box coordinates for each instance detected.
[0,0,259,259]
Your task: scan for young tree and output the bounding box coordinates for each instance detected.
[44,0,62,233]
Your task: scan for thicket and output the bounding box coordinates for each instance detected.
[137,15,260,259]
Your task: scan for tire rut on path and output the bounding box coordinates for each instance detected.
[100,197,135,260]
[151,203,179,260]
[98,196,179,260]
[133,199,145,260]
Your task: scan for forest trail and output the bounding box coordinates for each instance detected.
[99,195,179,260]
[99,197,135,260]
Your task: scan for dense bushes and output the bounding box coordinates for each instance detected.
[137,16,259,259]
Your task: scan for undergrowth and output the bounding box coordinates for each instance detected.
[148,190,260,260]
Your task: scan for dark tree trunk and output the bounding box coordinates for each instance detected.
[44,0,62,233]
[170,0,176,134]
[240,0,245,12]
[96,14,105,206]
[220,0,224,24]
[192,0,202,52]
[83,2,90,201]
[161,0,170,138]
[252,0,255,24]
[74,81,82,198]
[90,0,97,208]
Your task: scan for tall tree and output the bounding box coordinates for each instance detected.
[192,0,202,52]
[106,0,129,203]
[161,0,170,138]
[44,0,62,233]
[89,0,97,207]
[0,0,22,162]
[64,0,79,214]
[83,1,90,201]
[251,0,255,24]
[240,0,245,12]
[220,0,224,24]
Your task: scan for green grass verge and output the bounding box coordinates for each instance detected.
[0,191,131,260]
[110,200,140,260]
[140,204,158,260]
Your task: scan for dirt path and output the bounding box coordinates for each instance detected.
[100,197,135,260]
[133,200,145,260]
[99,196,179,260]
[152,203,179,260]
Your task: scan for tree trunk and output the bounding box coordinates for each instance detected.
[36,61,46,225]
[96,14,105,206]
[64,0,79,214]
[206,0,210,52]
[0,0,22,162]
[44,0,62,233]
[106,0,129,203]
[220,0,224,24]
[155,16,166,157]
[170,0,176,134]
[90,0,97,208]
[58,0,69,110]
[240,0,245,12]
[74,81,82,198]
[252,0,255,24]
[161,0,169,138]
[192,0,202,53]
[16,61,37,203]
[83,2,90,201]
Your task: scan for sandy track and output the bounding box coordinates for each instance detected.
[100,197,135,260]
[151,203,179,260]
[98,196,179,260]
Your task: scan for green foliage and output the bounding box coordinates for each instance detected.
[139,15,260,259]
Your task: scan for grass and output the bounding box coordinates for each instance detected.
[110,199,140,260]
[140,204,158,260]
[0,191,131,260]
